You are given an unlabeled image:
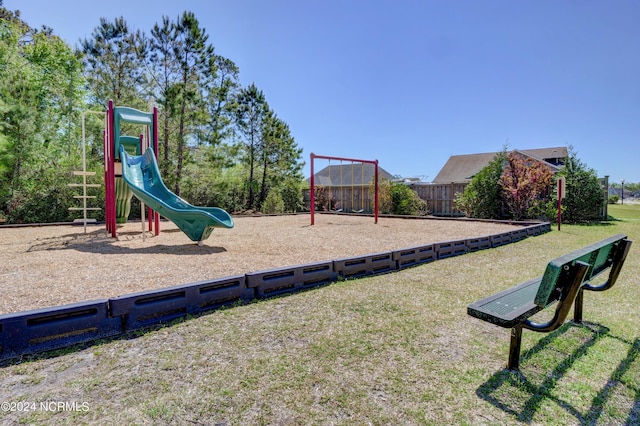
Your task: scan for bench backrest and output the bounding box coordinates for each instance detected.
[535,234,631,308]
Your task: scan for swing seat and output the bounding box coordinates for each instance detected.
[351,209,364,213]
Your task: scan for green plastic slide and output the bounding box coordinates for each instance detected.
[120,147,234,243]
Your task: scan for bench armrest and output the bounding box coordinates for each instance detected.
[523,261,590,332]
[582,238,632,292]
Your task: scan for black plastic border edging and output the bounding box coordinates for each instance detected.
[0,222,551,361]
[246,261,337,298]
[109,275,252,330]
[0,300,121,360]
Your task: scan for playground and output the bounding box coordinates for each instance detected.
[0,102,528,315]
[0,207,638,425]
[0,214,521,315]
[1,101,637,424]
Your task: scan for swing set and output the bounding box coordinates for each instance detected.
[309,153,379,225]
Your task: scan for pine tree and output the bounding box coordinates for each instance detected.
[259,109,304,209]
[235,83,267,210]
[81,17,146,108]
[170,11,213,195]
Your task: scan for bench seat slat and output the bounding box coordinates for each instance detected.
[468,277,545,328]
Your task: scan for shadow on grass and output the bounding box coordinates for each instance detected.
[570,220,617,227]
[477,322,640,424]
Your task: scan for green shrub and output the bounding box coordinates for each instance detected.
[390,182,429,216]
[556,148,604,222]
[279,178,305,212]
[455,151,506,219]
[314,186,338,211]
[7,187,74,224]
[377,179,393,214]
[455,147,604,222]
[499,152,554,220]
[261,189,285,214]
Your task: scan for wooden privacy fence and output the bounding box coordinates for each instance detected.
[304,186,374,213]
[408,182,467,216]
[306,177,609,218]
[304,182,468,216]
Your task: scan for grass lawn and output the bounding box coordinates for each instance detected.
[1,205,638,425]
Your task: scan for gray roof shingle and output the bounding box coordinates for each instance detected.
[432,147,567,183]
[310,163,394,186]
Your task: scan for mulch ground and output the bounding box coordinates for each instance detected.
[0,214,522,314]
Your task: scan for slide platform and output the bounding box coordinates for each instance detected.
[120,147,234,243]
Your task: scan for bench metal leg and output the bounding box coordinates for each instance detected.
[508,324,523,371]
[573,288,584,323]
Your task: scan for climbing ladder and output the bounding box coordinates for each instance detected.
[68,110,105,233]
[68,171,101,233]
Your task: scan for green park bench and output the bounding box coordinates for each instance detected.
[467,234,632,371]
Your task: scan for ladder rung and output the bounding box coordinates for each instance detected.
[73,195,97,199]
[68,184,101,188]
[73,218,98,223]
[68,207,102,211]
[72,171,97,176]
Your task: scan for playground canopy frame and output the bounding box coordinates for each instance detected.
[310,153,379,225]
[104,100,159,238]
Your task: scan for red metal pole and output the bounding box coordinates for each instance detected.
[103,128,110,234]
[106,100,117,237]
[374,160,379,224]
[148,207,153,231]
[310,153,378,165]
[146,127,152,232]
[103,108,109,235]
[110,101,116,237]
[310,153,315,225]
[557,182,562,231]
[153,106,160,235]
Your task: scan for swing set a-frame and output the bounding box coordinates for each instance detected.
[309,153,379,225]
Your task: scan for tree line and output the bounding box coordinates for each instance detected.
[0,4,304,223]
[0,3,632,225]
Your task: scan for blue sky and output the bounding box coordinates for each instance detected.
[7,0,640,183]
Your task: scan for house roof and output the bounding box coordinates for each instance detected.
[517,147,568,165]
[309,163,394,186]
[432,147,567,183]
[432,152,498,184]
